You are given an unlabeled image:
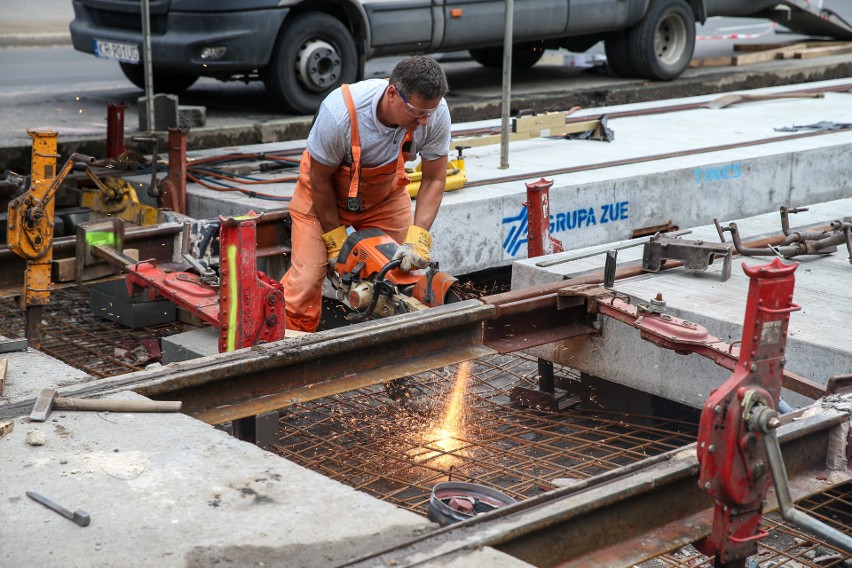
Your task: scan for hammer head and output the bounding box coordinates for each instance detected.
[72,509,92,527]
[29,388,58,422]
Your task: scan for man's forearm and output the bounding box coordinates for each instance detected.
[311,177,342,232]
[412,177,445,231]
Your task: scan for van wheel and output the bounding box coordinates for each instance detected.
[628,0,695,80]
[119,63,198,94]
[469,42,545,69]
[262,12,358,114]
[604,34,638,78]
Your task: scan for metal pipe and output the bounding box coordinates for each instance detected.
[106,102,127,158]
[141,0,155,132]
[499,0,513,169]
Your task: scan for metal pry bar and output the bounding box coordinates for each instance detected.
[26,491,91,527]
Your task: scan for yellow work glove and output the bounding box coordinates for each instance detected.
[321,225,348,267]
[393,225,432,271]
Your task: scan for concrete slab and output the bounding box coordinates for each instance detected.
[513,196,852,409]
[162,326,218,364]
[0,391,439,568]
[0,336,90,402]
[176,79,852,276]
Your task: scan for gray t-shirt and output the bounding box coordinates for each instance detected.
[306,78,451,169]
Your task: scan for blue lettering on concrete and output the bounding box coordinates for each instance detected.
[501,200,630,257]
[693,163,743,186]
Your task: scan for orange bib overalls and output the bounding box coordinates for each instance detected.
[282,84,414,332]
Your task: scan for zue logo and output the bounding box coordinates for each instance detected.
[502,200,629,256]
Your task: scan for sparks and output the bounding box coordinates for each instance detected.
[421,360,472,469]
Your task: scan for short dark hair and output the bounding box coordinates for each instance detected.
[390,56,449,101]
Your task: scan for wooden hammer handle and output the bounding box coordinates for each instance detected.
[53,398,182,413]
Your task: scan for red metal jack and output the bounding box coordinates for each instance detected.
[695,258,799,567]
[524,178,563,258]
[159,127,187,214]
[125,212,285,352]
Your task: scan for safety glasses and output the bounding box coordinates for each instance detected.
[396,88,440,118]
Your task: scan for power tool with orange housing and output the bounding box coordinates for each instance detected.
[329,229,461,323]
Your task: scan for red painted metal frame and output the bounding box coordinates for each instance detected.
[125,212,285,352]
[695,259,800,566]
[524,178,563,258]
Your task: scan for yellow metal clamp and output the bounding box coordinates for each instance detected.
[405,156,467,198]
[81,168,160,226]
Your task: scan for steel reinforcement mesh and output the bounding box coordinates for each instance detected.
[270,352,852,567]
[0,286,188,377]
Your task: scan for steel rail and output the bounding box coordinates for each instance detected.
[339,406,851,568]
[0,300,496,423]
[462,124,852,189]
[482,225,832,400]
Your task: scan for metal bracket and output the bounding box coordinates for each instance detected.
[643,234,732,281]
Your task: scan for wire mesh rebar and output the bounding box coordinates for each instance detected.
[269,352,851,567]
[0,286,188,377]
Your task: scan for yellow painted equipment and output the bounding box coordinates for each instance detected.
[6,131,94,346]
[405,155,467,198]
[81,168,160,226]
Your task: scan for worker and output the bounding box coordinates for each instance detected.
[281,55,451,332]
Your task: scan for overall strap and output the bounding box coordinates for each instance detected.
[395,130,414,186]
[341,84,362,212]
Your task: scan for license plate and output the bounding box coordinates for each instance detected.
[93,39,140,64]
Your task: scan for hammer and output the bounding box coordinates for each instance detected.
[29,388,182,422]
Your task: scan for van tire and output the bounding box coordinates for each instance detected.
[262,12,358,114]
[604,34,638,78]
[628,0,695,80]
[469,42,545,69]
[119,63,198,94]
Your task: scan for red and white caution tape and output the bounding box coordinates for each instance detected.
[697,22,777,41]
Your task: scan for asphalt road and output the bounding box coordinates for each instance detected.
[1,1,851,170]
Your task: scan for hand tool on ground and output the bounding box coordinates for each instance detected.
[26,491,91,527]
[29,388,182,422]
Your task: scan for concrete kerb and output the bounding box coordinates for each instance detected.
[0,33,71,48]
[3,56,852,172]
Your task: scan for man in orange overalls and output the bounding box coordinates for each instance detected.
[282,56,451,334]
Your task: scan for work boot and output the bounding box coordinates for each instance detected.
[384,377,429,414]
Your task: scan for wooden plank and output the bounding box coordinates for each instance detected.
[792,43,852,59]
[0,356,7,396]
[453,118,603,148]
[733,40,847,52]
[689,56,733,68]
[733,41,805,52]
[731,43,811,65]
[0,420,12,439]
